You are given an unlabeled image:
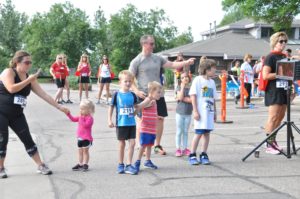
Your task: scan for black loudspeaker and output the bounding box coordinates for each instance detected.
[276,58,300,80]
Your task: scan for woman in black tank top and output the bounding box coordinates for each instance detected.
[0,50,69,178]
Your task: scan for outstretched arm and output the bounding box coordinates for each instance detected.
[31,79,69,114]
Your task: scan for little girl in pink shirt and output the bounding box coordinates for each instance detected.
[66,99,95,171]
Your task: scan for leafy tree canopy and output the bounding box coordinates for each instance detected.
[222,0,300,31]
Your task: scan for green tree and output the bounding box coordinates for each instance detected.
[219,5,245,26]
[0,0,27,70]
[108,4,193,73]
[222,0,300,31]
[23,2,94,73]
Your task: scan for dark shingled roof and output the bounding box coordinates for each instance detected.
[158,19,300,60]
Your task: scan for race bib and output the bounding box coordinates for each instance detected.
[14,95,27,108]
[119,107,134,117]
[276,80,288,89]
[81,73,88,77]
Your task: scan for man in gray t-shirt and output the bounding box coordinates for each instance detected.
[129,34,195,155]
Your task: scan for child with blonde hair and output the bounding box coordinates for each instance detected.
[134,81,162,173]
[66,99,95,171]
[108,70,138,175]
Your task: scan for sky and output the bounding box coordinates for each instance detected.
[2,0,225,41]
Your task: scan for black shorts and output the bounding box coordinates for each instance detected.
[77,139,92,148]
[137,97,168,117]
[78,76,90,83]
[99,77,111,84]
[116,126,136,140]
[55,78,65,88]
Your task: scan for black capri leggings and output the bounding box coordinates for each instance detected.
[0,112,37,159]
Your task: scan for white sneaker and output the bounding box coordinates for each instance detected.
[37,164,52,175]
[266,146,280,155]
[0,167,7,178]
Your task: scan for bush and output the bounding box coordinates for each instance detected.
[164,68,174,89]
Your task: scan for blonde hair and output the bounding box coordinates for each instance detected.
[79,53,90,65]
[80,99,95,114]
[198,59,216,75]
[148,81,162,94]
[270,32,288,49]
[118,70,134,81]
[9,50,31,68]
[243,53,253,62]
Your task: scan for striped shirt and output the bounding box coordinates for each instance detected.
[140,101,158,134]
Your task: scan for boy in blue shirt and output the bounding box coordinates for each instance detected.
[108,70,138,175]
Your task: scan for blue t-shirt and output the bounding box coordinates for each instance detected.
[111,91,137,126]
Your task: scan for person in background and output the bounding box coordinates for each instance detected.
[77,54,91,101]
[61,54,73,103]
[96,55,112,105]
[50,54,68,104]
[241,53,254,105]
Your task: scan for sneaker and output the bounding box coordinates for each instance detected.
[175,149,182,157]
[188,155,199,165]
[105,101,110,105]
[154,145,166,155]
[117,163,125,174]
[82,164,89,172]
[134,160,141,173]
[0,167,7,178]
[199,152,210,165]
[57,100,63,104]
[72,164,83,171]
[182,148,191,156]
[61,100,67,103]
[66,99,73,104]
[37,163,52,175]
[124,164,138,175]
[96,100,101,105]
[144,160,158,169]
[273,141,283,151]
[266,145,281,155]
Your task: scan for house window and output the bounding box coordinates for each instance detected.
[261,28,274,38]
[286,28,295,39]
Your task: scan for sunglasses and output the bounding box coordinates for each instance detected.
[58,57,63,59]
[22,61,32,65]
[278,39,288,44]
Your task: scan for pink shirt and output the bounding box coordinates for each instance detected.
[67,113,94,141]
[140,101,158,134]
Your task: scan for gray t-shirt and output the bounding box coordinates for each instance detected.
[176,87,193,115]
[129,53,167,94]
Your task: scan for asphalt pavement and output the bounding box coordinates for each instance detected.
[1,83,300,199]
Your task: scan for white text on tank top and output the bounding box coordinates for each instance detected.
[101,64,111,78]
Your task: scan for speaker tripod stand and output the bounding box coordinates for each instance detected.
[242,81,300,161]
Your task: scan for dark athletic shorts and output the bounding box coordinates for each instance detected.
[116,126,136,140]
[55,78,65,88]
[137,97,168,118]
[78,76,90,83]
[99,77,111,84]
[77,139,92,148]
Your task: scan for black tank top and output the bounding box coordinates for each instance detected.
[0,68,31,114]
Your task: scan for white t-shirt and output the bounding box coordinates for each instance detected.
[100,64,111,78]
[241,62,254,83]
[189,76,217,130]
